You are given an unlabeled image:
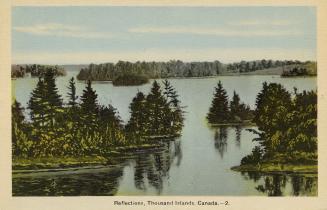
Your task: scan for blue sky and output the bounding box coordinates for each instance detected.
[12,6,316,64]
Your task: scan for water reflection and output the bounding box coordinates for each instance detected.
[212,126,243,158]
[13,167,124,196]
[235,126,241,148]
[241,172,317,196]
[12,139,182,196]
[213,127,228,158]
[132,139,182,194]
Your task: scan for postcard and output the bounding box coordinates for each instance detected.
[1,0,327,210]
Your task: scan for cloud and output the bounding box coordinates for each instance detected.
[228,20,295,26]
[129,26,301,37]
[13,23,112,39]
[13,48,316,64]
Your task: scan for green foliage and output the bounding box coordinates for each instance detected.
[13,71,184,158]
[207,81,230,123]
[207,82,253,124]
[244,83,317,165]
[67,77,78,107]
[126,80,184,140]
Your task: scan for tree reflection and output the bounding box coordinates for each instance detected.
[235,126,241,148]
[12,166,124,196]
[213,127,228,158]
[132,139,182,194]
[240,172,317,196]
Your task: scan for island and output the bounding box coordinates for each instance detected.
[76,60,314,83]
[12,68,184,171]
[281,61,317,77]
[206,81,254,126]
[11,64,66,78]
[231,82,317,174]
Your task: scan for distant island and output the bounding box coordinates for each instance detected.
[11,64,66,78]
[76,60,317,83]
[281,61,317,77]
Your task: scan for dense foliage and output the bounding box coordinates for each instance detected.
[207,81,253,124]
[241,83,317,165]
[13,69,184,158]
[76,60,312,81]
[11,64,66,78]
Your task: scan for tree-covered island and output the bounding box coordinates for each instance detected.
[76,60,316,84]
[12,67,184,170]
[207,81,253,126]
[11,64,66,78]
[206,81,317,174]
[231,83,317,174]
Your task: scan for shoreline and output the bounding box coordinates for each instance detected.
[231,163,317,174]
[12,140,175,172]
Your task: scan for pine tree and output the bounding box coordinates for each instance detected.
[126,91,148,135]
[146,81,170,135]
[80,80,99,129]
[207,81,230,124]
[12,100,25,125]
[43,68,63,127]
[67,77,78,107]
[163,79,184,134]
[28,77,47,127]
[80,80,98,114]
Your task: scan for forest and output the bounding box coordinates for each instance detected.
[76,60,311,81]
[11,64,66,78]
[12,67,184,159]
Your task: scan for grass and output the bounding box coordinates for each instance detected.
[13,156,108,171]
[231,163,317,174]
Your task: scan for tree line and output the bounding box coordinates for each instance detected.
[76,60,311,81]
[11,64,66,78]
[12,68,184,158]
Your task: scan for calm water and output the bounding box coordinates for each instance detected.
[12,70,317,196]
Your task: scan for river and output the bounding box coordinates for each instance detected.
[12,70,317,196]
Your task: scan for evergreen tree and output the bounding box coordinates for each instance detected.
[79,80,99,131]
[43,68,63,127]
[163,80,184,134]
[207,81,230,124]
[146,81,170,135]
[28,77,47,127]
[253,82,292,155]
[126,91,148,136]
[80,80,98,114]
[67,77,78,107]
[230,91,253,122]
[12,100,25,125]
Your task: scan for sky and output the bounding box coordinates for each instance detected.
[12,6,316,64]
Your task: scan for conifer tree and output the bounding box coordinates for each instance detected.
[43,68,63,127]
[126,91,148,135]
[207,81,230,124]
[80,80,98,114]
[163,79,184,134]
[28,77,47,127]
[146,81,170,135]
[80,80,99,129]
[67,77,78,107]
